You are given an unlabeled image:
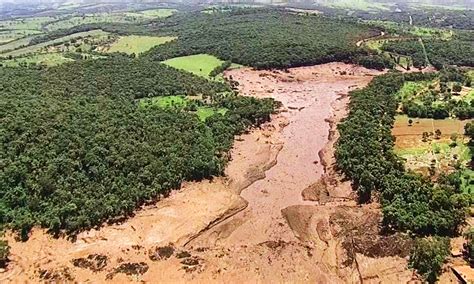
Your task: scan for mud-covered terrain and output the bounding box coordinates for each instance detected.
[2,63,415,283]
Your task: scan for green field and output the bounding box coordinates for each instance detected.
[44,10,176,32]
[318,0,391,11]
[128,9,177,18]
[139,95,227,121]
[162,54,225,78]
[0,17,54,31]
[0,36,36,54]
[0,53,73,67]
[1,30,108,58]
[396,81,431,100]
[106,35,176,55]
[0,29,42,44]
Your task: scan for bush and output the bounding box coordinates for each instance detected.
[409,237,450,283]
[0,239,9,268]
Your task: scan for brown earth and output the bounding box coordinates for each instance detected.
[2,63,415,283]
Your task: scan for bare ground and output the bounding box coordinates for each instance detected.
[2,63,415,283]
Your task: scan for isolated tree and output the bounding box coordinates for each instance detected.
[435,129,442,140]
[408,119,413,126]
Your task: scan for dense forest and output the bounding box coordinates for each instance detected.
[336,72,470,236]
[0,58,275,238]
[42,9,379,69]
[143,9,379,69]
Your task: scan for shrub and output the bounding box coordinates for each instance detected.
[409,237,450,284]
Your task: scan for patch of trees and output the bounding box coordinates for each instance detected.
[356,54,394,71]
[409,237,451,283]
[335,72,470,235]
[401,69,474,119]
[143,9,378,69]
[0,58,275,238]
[40,56,228,98]
[381,39,474,69]
[210,61,231,78]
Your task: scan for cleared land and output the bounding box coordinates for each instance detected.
[0,36,36,53]
[162,54,225,78]
[392,115,472,175]
[0,29,42,44]
[105,35,176,55]
[138,95,227,121]
[0,17,54,31]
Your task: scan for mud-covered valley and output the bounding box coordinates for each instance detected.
[3,63,419,283]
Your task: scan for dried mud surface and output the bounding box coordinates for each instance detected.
[2,63,414,283]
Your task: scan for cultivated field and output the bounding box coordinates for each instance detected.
[393,115,472,174]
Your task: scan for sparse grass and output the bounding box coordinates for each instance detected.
[138,9,177,18]
[0,36,36,54]
[162,54,225,78]
[393,115,473,175]
[139,96,187,109]
[322,0,391,11]
[0,29,42,44]
[0,17,54,31]
[0,53,73,67]
[105,36,176,55]
[396,81,430,100]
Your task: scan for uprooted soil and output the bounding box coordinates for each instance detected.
[2,63,415,283]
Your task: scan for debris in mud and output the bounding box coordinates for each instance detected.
[72,254,108,272]
[301,179,330,203]
[176,251,192,259]
[330,208,413,266]
[181,256,204,273]
[260,240,289,250]
[149,245,175,261]
[38,267,74,281]
[106,262,149,279]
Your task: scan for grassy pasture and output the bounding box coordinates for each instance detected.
[130,9,177,18]
[0,29,42,44]
[0,53,73,67]
[0,17,54,31]
[396,81,431,100]
[1,30,108,58]
[0,36,36,54]
[139,96,187,108]
[105,35,176,55]
[162,54,225,78]
[318,0,391,11]
[138,95,227,121]
[44,10,176,32]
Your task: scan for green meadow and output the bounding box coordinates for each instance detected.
[162,54,225,78]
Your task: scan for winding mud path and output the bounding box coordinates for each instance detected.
[2,63,413,283]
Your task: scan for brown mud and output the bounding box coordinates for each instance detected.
[3,63,415,283]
